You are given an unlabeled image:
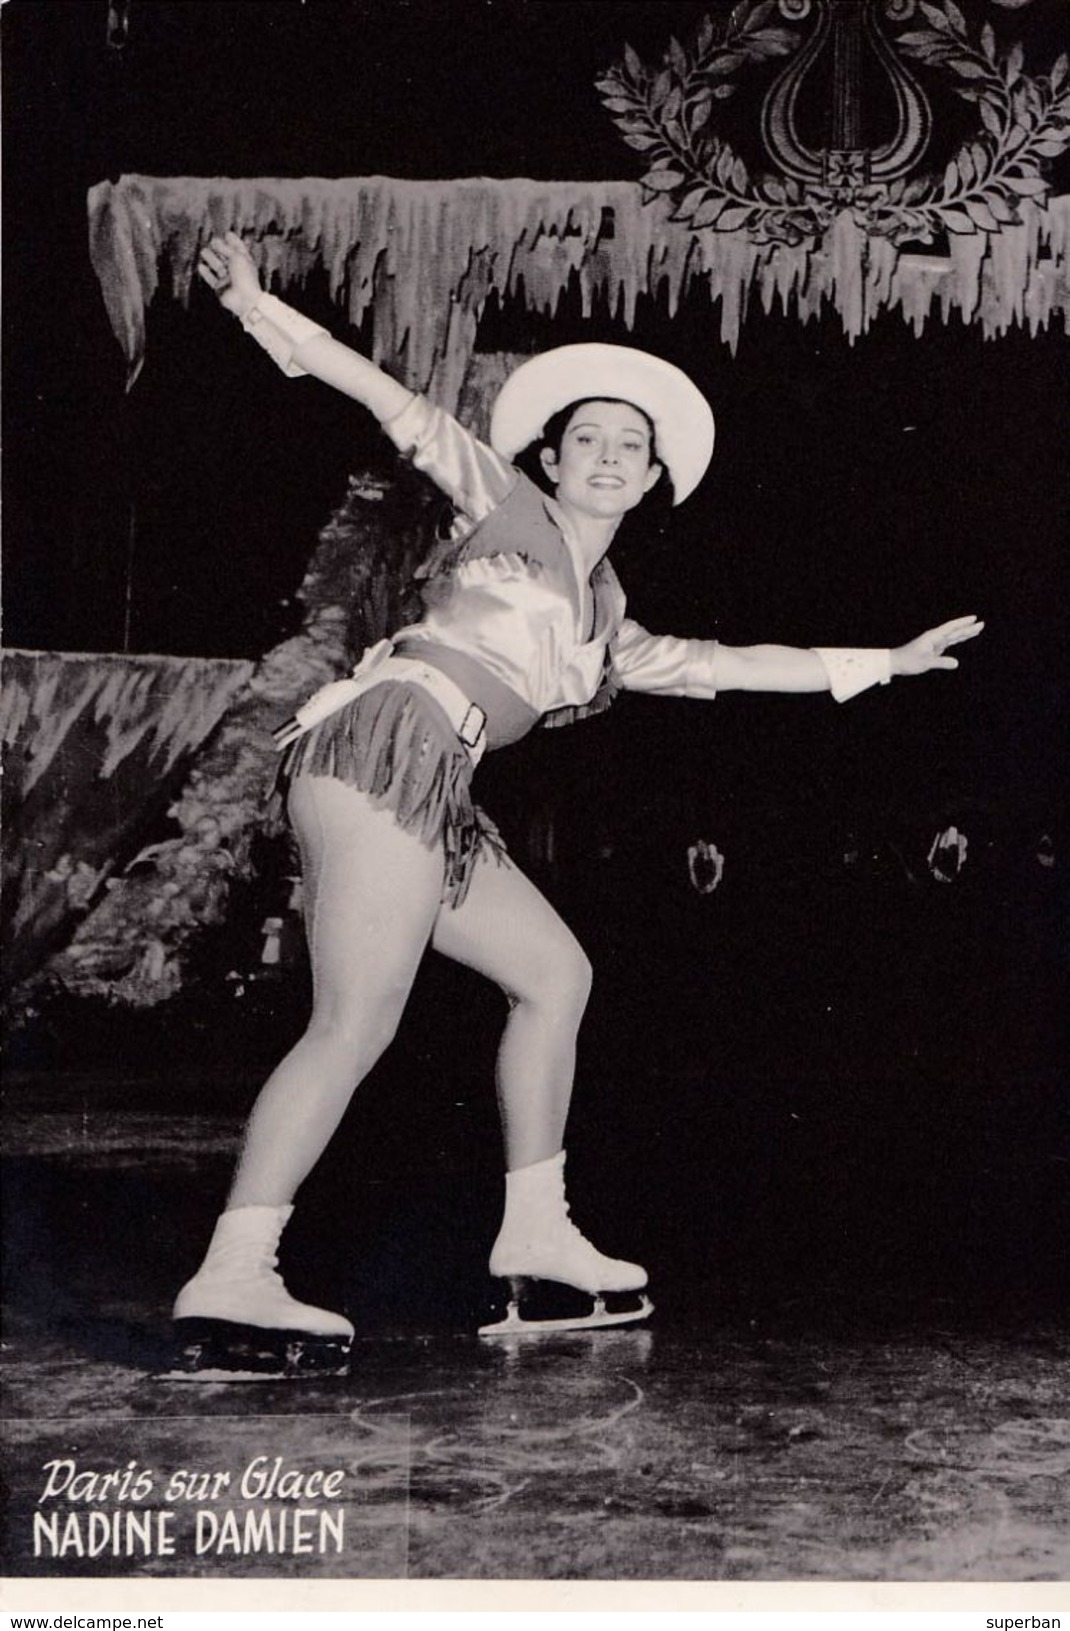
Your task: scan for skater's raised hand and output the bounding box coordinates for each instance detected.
[198,232,262,319]
[892,615,983,678]
[197,230,414,421]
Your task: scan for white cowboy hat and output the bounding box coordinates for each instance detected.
[490,343,715,504]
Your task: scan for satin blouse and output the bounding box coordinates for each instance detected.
[383,394,720,727]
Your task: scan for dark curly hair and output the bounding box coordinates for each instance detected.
[512,397,676,545]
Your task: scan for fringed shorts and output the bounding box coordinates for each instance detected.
[274,680,507,907]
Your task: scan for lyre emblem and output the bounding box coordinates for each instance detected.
[597,0,1070,250]
[762,0,931,195]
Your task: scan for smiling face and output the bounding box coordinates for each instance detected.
[539,399,663,522]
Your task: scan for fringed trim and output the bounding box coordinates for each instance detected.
[274,682,507,907]
[453,551,545,581]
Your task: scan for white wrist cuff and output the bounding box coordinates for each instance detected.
[240,293,328,377]
[813,647,893,703]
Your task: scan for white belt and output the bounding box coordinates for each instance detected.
[273,639,487,765]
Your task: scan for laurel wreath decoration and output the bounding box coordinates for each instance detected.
[596,0,1070,247]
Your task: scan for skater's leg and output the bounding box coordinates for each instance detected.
[229,775,444,1207]
[431,848,593,1170]
[431,851,648,1326]
[171,776,444,1368]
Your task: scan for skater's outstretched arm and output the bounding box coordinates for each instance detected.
[199,232,414,423]
[198,233,515,519]
[711,615,985,694]
[611,615,983,701]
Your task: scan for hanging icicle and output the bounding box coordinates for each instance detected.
[87,175,1070,398]
[106,2,130,51]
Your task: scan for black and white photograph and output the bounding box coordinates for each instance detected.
[2,0,1068,1614]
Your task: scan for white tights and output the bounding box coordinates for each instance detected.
[227,774,593,1207]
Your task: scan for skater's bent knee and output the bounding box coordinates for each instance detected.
[303,998,403,1069]
[566,947,594,1008]
[510,941,593,1020]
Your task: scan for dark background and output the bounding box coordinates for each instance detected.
[3,0,1068,1323]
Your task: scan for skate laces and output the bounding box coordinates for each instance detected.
[217,1240,284,1284]
[260,1248,285,1285]
[251,1249,299,1307]
[562,1214,607,1260]
[554,1187,604,1256]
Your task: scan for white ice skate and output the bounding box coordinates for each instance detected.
[478,1152,653,1336]
[164,1205,354,1381]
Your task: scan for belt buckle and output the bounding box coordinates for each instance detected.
[458,703,486,751]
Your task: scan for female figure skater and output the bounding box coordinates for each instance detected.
[172,233,981,1376]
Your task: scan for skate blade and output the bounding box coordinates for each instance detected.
[160,1319,352,1382]
[478,1293,653,1338]
[157,1366,307,1384]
